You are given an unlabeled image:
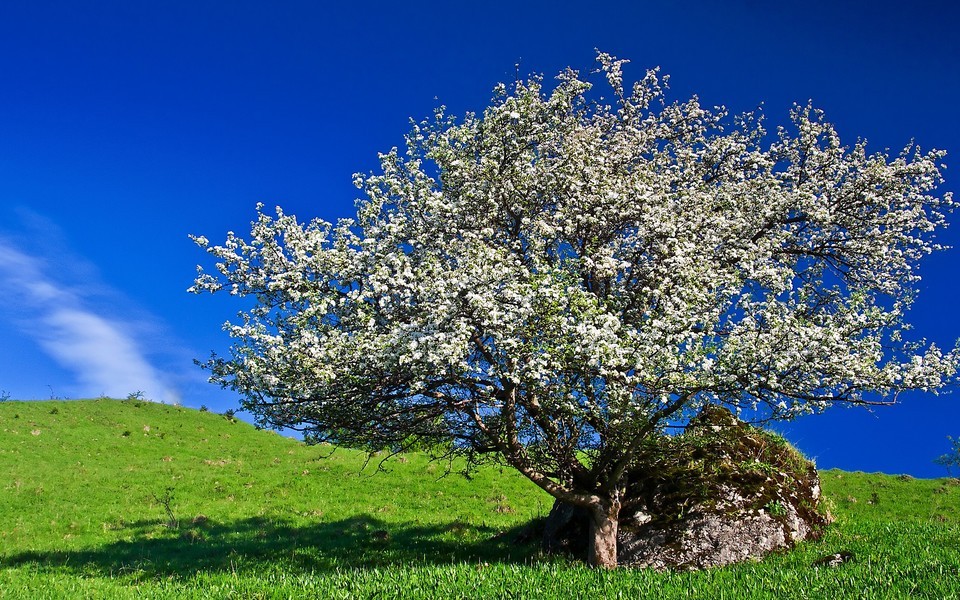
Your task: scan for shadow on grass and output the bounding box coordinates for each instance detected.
[0,515,544,578]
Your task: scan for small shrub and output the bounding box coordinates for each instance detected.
[152,486,178,529]
[126,391,145,401]
[935,436,960,476]
[49,408,59,415]
[0,390,11,402]
[199,405,209,412]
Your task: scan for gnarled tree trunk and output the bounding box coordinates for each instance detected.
[587,496,621,569]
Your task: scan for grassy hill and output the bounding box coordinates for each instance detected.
[1,399,958,598]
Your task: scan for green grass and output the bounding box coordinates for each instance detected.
[1,399,959,598]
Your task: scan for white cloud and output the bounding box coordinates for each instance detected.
[0,239,180,403]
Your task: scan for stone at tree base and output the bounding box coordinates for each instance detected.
[542,405,830,569]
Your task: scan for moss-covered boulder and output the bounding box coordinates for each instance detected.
[543,405,830,569]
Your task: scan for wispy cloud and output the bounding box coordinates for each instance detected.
[0,239,180,403]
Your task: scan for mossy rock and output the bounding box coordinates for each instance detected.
[543,405,830,569]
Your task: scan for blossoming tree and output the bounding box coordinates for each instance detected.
[191,54,958,568]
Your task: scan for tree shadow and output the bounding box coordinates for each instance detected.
[0,514,543,579]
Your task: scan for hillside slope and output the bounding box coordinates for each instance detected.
[1,399,958,599]
[0,400,545,567]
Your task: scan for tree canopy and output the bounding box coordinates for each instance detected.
[192,54,958,567]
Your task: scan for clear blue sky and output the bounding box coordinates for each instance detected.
[1,0,958,476]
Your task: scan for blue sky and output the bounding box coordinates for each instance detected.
[1,0,958,476]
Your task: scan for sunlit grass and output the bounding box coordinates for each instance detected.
[1,399,958,598]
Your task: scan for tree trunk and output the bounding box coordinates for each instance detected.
[587,497,621,568]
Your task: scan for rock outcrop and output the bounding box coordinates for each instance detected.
[543,405,830,570]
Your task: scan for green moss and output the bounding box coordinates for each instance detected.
[624,406,825,534]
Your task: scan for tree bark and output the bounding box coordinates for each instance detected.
[587,497,621,569]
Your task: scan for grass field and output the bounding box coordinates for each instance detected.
[1,399,958,598]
